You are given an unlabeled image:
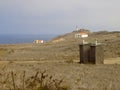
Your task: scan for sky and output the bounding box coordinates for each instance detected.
[0,0,120,35]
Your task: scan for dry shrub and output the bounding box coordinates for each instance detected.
[0,70,69,90]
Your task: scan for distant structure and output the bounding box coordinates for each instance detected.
[79,40,104,64]
[75,26,79,31]
[75,32,88,38]
[74,26,89,38]
[34,40,44,44]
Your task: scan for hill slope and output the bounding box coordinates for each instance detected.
[51,30,120,58]
[0,30,120,61]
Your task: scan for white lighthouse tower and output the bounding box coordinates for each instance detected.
[75,26,79,31]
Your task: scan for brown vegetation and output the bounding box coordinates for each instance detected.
[0,30,120,90]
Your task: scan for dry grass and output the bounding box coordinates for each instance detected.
[0,69,69,90]
[0,31,119,61]
[0,31,120,90]
[0,62,120,90]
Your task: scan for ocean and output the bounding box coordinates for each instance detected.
[0,34,57,44]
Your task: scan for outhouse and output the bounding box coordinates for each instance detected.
[79,43,90,64]
[90,44,104,64]
[79,41,104,64]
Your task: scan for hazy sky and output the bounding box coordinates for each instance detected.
[0,0,120,34]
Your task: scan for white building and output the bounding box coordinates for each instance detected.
[34,40,44,44]
[75,32,88,38]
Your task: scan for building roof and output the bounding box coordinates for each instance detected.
[79,32,88,35]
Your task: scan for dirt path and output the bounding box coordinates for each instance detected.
[0,60,66,64]
[0,57,120,64]
[104,57,120,64]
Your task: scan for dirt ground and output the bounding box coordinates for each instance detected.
[104,57,120,64]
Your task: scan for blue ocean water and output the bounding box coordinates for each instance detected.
[0,34,57,44]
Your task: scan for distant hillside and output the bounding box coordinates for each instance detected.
[50,29,90,42]
[0,30,119,61]
[50,30,120,58]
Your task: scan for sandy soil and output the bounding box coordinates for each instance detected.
[104,57,120,64]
